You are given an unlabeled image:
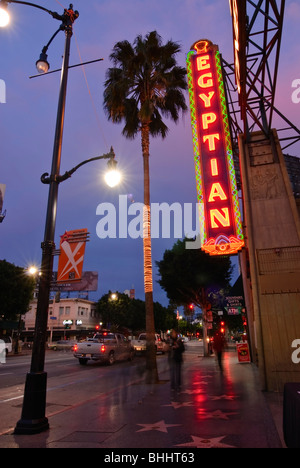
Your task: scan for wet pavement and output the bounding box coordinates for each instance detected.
[0,345,285,449]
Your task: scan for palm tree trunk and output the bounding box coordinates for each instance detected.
[141,123,159,384]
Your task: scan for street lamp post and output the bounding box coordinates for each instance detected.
[1,1,121,435]
[15,149,120,435]
[12,4,79,436]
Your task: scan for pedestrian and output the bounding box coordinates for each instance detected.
[169,329,185,393]
[213,332,226,371]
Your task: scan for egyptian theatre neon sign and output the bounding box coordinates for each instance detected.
[186,40,244,256]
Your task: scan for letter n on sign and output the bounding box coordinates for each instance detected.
[186,40,244,255]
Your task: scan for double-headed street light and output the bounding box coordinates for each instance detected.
[1,2,121,435]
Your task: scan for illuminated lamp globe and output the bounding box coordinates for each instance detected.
[28,266,38,276]
[36,52,50,74]
[0,7,10,27]
[104,168,121,188]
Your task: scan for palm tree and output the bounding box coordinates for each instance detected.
[103,31,187,382]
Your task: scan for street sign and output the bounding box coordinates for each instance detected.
[237,342,251,363]
[226,307,241,316]
[51,271,98,292]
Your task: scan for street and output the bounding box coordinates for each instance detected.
[0,345,201,436]
[0,342,285,449]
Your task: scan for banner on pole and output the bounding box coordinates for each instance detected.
[57,229,89,283]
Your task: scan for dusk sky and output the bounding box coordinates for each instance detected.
[1,0,299,306]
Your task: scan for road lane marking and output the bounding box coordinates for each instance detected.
[0,395,23,403]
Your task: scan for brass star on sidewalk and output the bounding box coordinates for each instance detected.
[210,394,239,401]
[181,389,204,395]
[162,401,194,409]
[136,420,181,433]
[175,435,236,448]
[192,380,209,385]
[197,409,238,420]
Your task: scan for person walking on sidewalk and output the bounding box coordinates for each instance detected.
[169,330,185,393]
[213,332,226,371]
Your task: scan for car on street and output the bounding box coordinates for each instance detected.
[0,336,12,360]
[0,339,6,363]
[73,332,135,365]
[130,333,166,354]
[48,340,77,351]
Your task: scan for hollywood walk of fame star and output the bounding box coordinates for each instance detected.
[192,380,209,385]
[175,435,236,448]
[136,420,181,433]
[181,389,204,395]
[162,401,194,409]
[210,394,239,401]
[197,409,239,420]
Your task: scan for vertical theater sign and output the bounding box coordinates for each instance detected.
[186,40,244,255]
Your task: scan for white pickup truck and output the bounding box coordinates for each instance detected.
[130,333,165,354]
[73,332,135,366]
[0,336,12,362]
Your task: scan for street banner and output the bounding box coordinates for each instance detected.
[57,229,89,283]
[237,342,251,363]
[51,271,98,292]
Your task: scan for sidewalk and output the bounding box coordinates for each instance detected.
[0,346,285,449]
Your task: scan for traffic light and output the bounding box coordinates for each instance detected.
[185,303,194,315]
[220,321,225,334]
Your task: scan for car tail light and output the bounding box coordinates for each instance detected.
[101,345,106,353]
[73,344,78,352]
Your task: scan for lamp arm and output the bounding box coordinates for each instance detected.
[41,147,116,184]
[4,0,63,19]
[42,27,63,54]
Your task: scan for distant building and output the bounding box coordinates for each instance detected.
[23,298,100,342]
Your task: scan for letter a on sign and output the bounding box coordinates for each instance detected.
[57,229,89,283]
